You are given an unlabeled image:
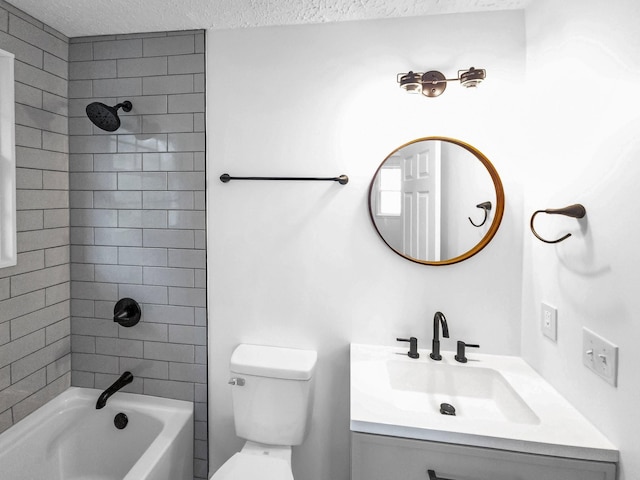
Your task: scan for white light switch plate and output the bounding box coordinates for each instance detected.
[583,327,618,387]
[541,302,557,341]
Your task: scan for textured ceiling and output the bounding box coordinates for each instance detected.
[6,0,530,38]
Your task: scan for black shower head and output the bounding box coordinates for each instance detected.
[85,101,132,132]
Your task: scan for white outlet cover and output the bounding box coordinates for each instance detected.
[541,302,557,341]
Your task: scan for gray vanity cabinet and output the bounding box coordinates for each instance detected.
[351,433,616,480]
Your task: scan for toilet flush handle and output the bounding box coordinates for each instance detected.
[427,469,456,480]
[228,377,245,386]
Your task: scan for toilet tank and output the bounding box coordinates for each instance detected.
[229,344,317,446]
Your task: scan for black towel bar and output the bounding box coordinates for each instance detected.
[220,173,348,185]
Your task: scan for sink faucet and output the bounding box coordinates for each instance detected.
[96,371,133,409]
[430,311,449,361]
[396,337,420,359]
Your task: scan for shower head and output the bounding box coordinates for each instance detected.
[85,101,132,132]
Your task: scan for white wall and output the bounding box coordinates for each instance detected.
[523,1,640,479]
[207,11,526,480]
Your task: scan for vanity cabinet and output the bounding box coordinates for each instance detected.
[351,433,616,480]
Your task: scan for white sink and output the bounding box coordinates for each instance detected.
[385,359,539,424]
[351,343,618,462]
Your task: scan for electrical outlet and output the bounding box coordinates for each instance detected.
[541,302,557,341]
[583,328,618,387]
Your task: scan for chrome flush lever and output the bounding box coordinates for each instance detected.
[228,377,245,386]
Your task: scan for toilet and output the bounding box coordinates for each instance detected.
[211,344,318,480]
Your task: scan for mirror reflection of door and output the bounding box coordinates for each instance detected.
[400,141,441,261]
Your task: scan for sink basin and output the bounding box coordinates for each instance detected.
[386,359,539,424]
[350,343,619,462]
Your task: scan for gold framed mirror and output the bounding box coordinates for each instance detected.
[368,137,504,265]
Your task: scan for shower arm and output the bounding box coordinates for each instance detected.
[115,101,132,112]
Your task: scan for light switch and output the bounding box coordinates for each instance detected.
[583,328,618,387]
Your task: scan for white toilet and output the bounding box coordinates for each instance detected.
[211,344,318,480]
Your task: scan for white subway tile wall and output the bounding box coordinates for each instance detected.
[68,30,207,479]
[0,0,71,432]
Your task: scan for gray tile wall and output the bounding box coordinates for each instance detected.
[68,30,207,479]
[0,0,71,434]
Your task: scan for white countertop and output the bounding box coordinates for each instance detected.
[350,343,618,463]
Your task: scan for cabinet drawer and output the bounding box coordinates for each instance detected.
[351,433,616,480]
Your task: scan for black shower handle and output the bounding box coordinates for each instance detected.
[113,298,141,327]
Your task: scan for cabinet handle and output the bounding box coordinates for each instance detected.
[427,469,456,480]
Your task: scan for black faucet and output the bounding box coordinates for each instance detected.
[96,371,134,409]
[455,341,480,363]
[396,337,420,358]
[430,311,449,361]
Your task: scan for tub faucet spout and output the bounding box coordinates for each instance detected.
[430,311,449,361]
[96,371,133,409]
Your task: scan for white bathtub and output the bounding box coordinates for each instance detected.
[0,387,193,480]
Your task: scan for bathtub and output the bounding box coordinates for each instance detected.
[0,387,193,480]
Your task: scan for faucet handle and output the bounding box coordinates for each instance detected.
[454,341,480,363]
[396,337,420,359]
[113,298,141,327]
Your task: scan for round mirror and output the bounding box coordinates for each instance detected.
[368,137,504,265]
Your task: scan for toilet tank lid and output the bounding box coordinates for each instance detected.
[230,344,317,380]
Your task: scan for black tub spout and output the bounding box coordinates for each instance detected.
[96,371,133,409]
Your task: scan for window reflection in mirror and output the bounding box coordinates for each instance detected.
[377,167,402,216]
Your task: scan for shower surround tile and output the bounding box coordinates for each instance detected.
[93,38,142,60]
[0,0,71,435]
[69,30,207,480]
[1,12,207,478]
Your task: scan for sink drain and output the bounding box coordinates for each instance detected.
[440,403,456,416]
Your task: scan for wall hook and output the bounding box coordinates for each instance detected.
[468,201,492,227]
[530,204,586,244]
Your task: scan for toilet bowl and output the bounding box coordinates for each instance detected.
[212,442,293,480]
[211,344,317,480]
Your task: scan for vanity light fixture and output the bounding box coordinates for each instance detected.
[397,67,486,98]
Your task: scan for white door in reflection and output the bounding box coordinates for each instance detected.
[401,141,441,261]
